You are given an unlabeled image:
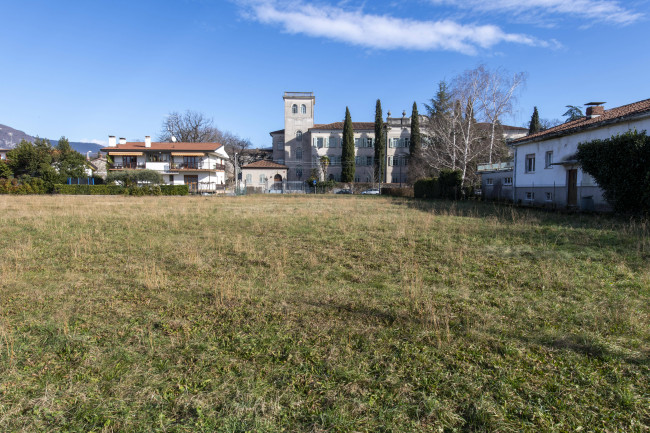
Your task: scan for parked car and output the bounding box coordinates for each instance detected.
[336,189,353,194]
[360,189,380,195]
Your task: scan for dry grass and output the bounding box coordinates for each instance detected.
[0,194,648,432]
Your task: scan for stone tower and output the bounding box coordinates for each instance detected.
[283,92,315,179]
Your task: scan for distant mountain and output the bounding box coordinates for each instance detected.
[0,123,103,155]
[0,124,35,148]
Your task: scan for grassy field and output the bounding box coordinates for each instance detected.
[0,195,648,432]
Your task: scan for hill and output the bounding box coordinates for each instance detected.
[0,123,103,155]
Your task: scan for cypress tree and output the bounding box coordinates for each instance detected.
[374,99,385,183]
[341,107,356,183]
[528,106,542,135]
[408,102,422,183]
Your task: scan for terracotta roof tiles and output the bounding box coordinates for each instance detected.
[101,142,224,152]
[512,98,650,145]
[242,160,288,169]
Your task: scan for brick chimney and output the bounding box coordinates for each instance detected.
[585,102,606,119]
[145,136,151,148]
[108,136,116,147]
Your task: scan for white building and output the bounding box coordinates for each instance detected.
[271,92,420,184]
[510,99,650,210]
[101,136,228,192]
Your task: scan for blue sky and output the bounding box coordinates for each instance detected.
[1,0,648,147]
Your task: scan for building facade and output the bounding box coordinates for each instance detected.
[101,136,228,192]
[240,160,288,192]
[271,92,419,184]
[510,99,650,210]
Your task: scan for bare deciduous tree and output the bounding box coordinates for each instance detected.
[422,65,526,188]
[473,65,526,164]
[158,110,222,143]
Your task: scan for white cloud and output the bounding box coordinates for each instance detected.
[428,0,642,25]
[237,0,547,55]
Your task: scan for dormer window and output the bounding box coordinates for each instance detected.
[296,130,303,141]
[292,104,298,114]
[301,104,307,114]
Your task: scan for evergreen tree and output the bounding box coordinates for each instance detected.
[341,107,355,183]
[528,106,542,135]
[408,102,422,183]
[0,160,12,179]
[374,99,385,183]
[54,137,87,179]
[562,105,584,123]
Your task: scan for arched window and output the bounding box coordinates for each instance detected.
[296,130,302,141]
[301,104,307,114]
[292,104,298,114]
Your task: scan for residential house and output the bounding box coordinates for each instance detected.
[510,99,650,210]
[241,160,288,192]
[100,136,228,192]
[0,148,8,161]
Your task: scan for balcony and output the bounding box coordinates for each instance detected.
[109,163,146,170]
[477,161,514,172]
[169,162,226,171]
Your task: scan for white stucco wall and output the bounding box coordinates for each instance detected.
[515,116,650,188]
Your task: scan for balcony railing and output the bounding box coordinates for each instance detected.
[477,161,514,172]
[109,163,145,170]
[169,162,225,171]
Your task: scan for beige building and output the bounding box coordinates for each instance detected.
[240,160,288,192]
[271,92,419,184]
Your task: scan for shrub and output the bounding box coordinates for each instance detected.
[54,184,190,196]
[381,187,413,197]
[576,130,650,214]
[0,177,46,194]
[413,170,462,200]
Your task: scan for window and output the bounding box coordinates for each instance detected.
[354,138,360,147]
[525,154,536,173]
[301,104,306,114]
[316,137,324,148]
[368,137,373,148]
[546,192,553,201]
[392,175,399,183]
[147,152,169,162]
[526,192,535,201]
[504,177,512,185]
[296,131,302,141]
[366,156,373,166]
[246,174,252,184]
[276,139,283,150]
[296,167,303,178]
[486,178,493,185]
[355,156,362,165]
[259,174,266,184]
[545,151,553,168]
[169,175,174,184]
[296,147,302,160]
[404,137,410,148]
[292,104,298,114]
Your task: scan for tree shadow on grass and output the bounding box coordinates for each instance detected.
[512,332,649,366]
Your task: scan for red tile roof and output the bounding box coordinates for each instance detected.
[512,98,650,145]
[101,142,223,152]
[310,122,375,131]
[242,160,288,169]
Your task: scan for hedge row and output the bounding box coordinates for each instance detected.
[0,178,47,194]
[381,187,413,198]
[53,184,190,196]
[414,170,463,200]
